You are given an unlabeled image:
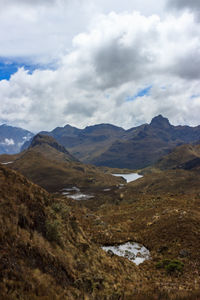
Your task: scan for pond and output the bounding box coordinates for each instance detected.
[102,242,150,265]
[112,173,143,183]
[62,187,94,200]
[1,161,14,165]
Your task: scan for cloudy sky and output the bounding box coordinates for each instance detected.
[0,0,200,132]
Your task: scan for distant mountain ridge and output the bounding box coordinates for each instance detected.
[92,115,200,169]
[22,115,200,169]
[0,124,34,154]
[22,123,127,162]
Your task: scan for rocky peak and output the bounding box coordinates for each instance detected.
[29,134,70,155]
[150,115,171,128]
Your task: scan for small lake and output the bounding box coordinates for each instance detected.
[112,173,143,183]
[102,242,150,265]
[69,193,94,200]
[1,161,14,165]
[62,187,94,200]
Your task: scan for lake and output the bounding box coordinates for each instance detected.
[112,173,143,183]
[102,242,150,265]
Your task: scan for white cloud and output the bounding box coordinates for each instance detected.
[0,5,200,131]
[0,0,94,64]
[167,0,200,11]
[1,138,15,146]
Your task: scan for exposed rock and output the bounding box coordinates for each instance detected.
[107,249,114,257]
[179,249,189,258]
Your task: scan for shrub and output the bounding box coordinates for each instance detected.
[156,259,184,274]
[165,260,184,273]
[45,219,62,244]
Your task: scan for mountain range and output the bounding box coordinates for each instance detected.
[22,115,200,169]
[2,115,200,170]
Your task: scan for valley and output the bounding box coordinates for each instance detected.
[1,0,200,299]
[0,116,200,299]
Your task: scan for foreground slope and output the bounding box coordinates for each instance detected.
[74,166,200,299]
[0,134,123,192]
[0,164,150,299]
[1,150,200,298]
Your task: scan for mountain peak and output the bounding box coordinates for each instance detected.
[150,115,171,128]
[29,134,69,154]
[29,134,78,162]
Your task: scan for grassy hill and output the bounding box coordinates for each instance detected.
[0,164,153,299]
[154,144,200,171]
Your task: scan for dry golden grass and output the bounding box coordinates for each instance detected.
[1,139,200,299]
[0,164,159,299]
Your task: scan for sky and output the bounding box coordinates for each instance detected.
[0,0,200,132]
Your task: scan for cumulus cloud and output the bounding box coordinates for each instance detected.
[167,0,200,20]
[0,0,57,7]
[1,138,15,146]
[0,8,200,131]
[167,0,200,11]
[0,0,94,64]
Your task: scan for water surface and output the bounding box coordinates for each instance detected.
[112,173,143,183]
[102,242,150,265]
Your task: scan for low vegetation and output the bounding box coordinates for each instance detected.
[156,259,184,274]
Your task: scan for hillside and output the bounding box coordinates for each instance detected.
[1,159,200,299]
[0,164,151,299]
[28,133,78,163]
[0,134,123,192]
[154,144,200,171]
[1,136,200,299]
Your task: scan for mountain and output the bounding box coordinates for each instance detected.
[40,123,126,162]
[0,124,34,154]
[0,134,123,192]
[153,143,200,171]
[91,115,200,169]
[28,133,78,163]
[21,115,200,169]
[22,123,127,161]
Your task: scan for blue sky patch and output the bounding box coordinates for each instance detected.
[0,59,47,80]
[126,85,152,102]
[191,94,200,99]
